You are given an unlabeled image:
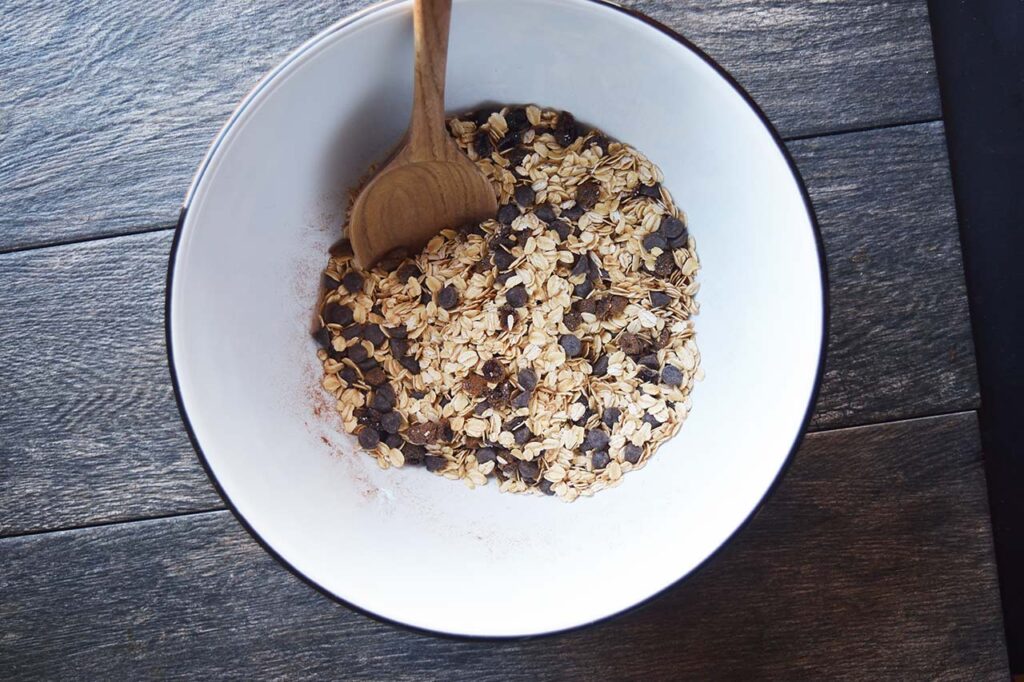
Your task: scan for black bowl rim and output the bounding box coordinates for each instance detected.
[165,0,830,641]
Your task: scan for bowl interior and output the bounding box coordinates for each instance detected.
[170,0,824,637]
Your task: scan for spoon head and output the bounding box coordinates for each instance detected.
[348,154,498,268]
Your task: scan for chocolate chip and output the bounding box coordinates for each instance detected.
[496,270,515,286]
[562,205,585,222]
[618,332,645,356]
[572,279,593,299]
[341,324,364,340]
[654,252,676,277]
[474,130,493,158]
[518,459,540,482]
[508,148,529,175]
[407,421,439,445]
[314,326,331,349]
[377,248,408,272]
[643,413,663,429]
[371,384,396,412]
[563,310,582,331]
[481,358,505,382]
[463,373,489,397]
[419,290,432,305]
[588,134,610,155]
[358,357,378,372]
[397,263,422,282]
[592,355,609,376]
[387,324,408,339]
[643,232,668,252]
[554,111,580,147]
[534,204,556,223]
[390,338,410,358]
[380,410,402,434]
[497,129,521,152]
[323,274,340,291]
[513,425,533,446]
[559,334,583,358]
[471,109,493,126]
[341,271,364,293]
[385,433,404,449]
[517,368,538,391]
[363,367,387,386]
[410,389,427,399]
[570,255,591,280]
[669,231,690,250]
[347,344,368,363]
[437,284,459,310]
[323,303,354,326]
[357,427,381,449]
[638,354,660,370]
[514,184,536,207]
[425,455,447,472]
[660,215,687,240]
[550,219,572,241]
[637,182,662,199]
[497,203,520,225]
[440,422,455,442]
[399,357,421,375]
[511,390,531,409]
[505,415,527,432]
[539,479,556,495]
[492,246,515,271]
[575,179,600,210]
[506,284,528,308]
[339,366,359,384]
[650,291,672,308]
[363,324,386,347]
[624,444,643,464]
[591,450,611,469]
[474,400,491,416]
[582,429,610,451]
[602,407,621,428]
[476,447,498,464]
[661,365,684,386]
[506,107,530,132]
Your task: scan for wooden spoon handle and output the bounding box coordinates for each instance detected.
[408,0,453,158]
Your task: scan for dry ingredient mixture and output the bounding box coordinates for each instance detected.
[314,105,701,501]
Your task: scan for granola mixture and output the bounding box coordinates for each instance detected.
[315,105,701,501]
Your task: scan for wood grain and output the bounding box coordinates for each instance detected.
[0,122,978,536]
[789,122,979,428]
[0,413,1006,679]
[0,0,940,252]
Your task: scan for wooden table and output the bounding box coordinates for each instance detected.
[0,1,1010,678]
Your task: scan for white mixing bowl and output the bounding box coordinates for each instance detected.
[168,0,826,637]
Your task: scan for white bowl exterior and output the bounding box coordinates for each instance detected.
[170,0,824,636]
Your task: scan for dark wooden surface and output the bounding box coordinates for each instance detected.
[0,0,1007,678]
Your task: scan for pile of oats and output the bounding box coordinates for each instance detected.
[315,105,701,501]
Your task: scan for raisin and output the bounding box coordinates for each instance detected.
[637,182,662,199]
[654,252,676,277]
[534,204,556,223]
[575,179,600,210]
[474,130,493,158]
[514,184,536,207]
[463,373,489,397]
[357,427,381,449]
[323,303,354,326]
[341,271,364,293]
[497,203,520,225]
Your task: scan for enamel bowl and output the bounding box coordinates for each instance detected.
[168,0,825,637]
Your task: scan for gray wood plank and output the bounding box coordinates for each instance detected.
[790,122,980,428]
[0,0,940,252]
[0,122,978,535]
[0,413,1006,680]
[0,231,222,536]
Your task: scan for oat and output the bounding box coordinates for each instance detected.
[315,105,701,500]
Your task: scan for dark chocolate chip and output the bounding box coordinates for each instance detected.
[473,130,493,158]
[357,427,381,449]
[497,129,522,151]
[661,365,684,386]
[341,324,364,340]
[513,425,533,446]
[437,284,459,310]
[576,298,597,316]
[650,291,672,308]
[506,284,528,308]
[357,357,378,372]
[314,326,332,349]
[508,148,529,174]
[539,479,556,495]
[506,107,530,132]
[387,324,408,339]
[377,248,408,272]
[592,355,609,376]
[492,246,516,271]
[517,368,538,391]
[559,334,583,358]
[425,455,447,472]
[643,232,668,252]
[534,204,556,223]
[341,271,364,293]
[582,429,610,451]
[419,290,432,305]
[323,303,354,326]
[323,274,340,291]
[554,111,580,147]
[481,358,505,382]
[371,384,396,412]
[399,357,421,375]
[575,179,600,210]
[637,366,659,383]
[380,411,402,434]
[643,413,663,429]
[505,415,527,432]
[511,390,531,409]
[390,338,410,358]
[655,327,673,349]
[410,389,427,399]
[654,252,676,277]
[570,255,591,280]
[498,305,517,330]
[385,433,404,449]
[476,447,498,464]
[638,353,660,370]
[624,444,643,464]
[474,400,491,415]
[339,366,359,384]
[363,324,386,347]
[472,109,493,126]
[363,367,387,386]
[551,220,572,241]
[562,205,585,222]
[514,184,536,207]
[347,344,368,363]
[573,279,593,299]
[397,263,422,282]
[497,203,520,225]
[588,134,610,154]
[440,422,455,442]
[591,450,611,469]
[637,182,662,199]
[602,407,621,428]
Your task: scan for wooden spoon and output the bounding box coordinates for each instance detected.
[347,0,497,268]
